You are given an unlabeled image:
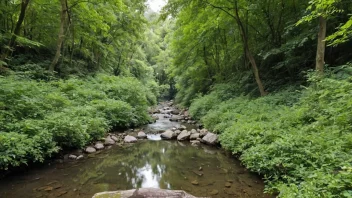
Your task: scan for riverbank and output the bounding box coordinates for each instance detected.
[187,76,352,197]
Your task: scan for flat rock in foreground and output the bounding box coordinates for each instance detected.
[92,188,200,198]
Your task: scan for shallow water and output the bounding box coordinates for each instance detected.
[0,109,270,198]
[0,140,268,198]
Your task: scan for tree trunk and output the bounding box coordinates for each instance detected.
[1,0,30,62]
[234,2,267,96]
[49,0,68,72]
[246,48,267,96]
[316,16,327,75]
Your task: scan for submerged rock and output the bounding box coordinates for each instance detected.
[191,140,201,146]
[124,135,137,143]
[93,188,199,198]
[177,130,191,141]
[85,147,96,153]
[209,189,219,195]
[202,132,218,145]
[191,180,199,185]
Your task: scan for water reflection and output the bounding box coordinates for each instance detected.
[135,163,161,188]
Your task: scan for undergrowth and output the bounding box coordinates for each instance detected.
[189,71,352,197]
[0,73,157,170]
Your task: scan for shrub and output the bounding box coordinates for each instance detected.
[0,73,158,170]
[190,75,352,197]
[0,131,58,170]
[189,94,221,119]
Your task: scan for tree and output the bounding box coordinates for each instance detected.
[1,0,31,63]
[297,0,344,74]
[50,0,69,72]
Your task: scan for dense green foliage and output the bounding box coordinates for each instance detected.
[162,0,352,104]
[189,71,352,197]
[1,0,352,197]
[160,0,352,197]
[0,74,156,170]
[1,0,149,76]
[0,0,169,171]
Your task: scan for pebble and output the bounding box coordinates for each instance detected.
[191,180,199,185]
[209,189,219,195]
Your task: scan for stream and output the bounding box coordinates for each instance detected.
[0,105,270,198]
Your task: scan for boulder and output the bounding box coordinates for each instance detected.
[171,109,180,115]
[152,115,159,121]
[169,115,182,122]
[177,125,187,130]
[190,129,197,134]
[124,135,138,143]
[69,154,77,160]
[92,188,198,198]
[104,136,115,145]
[174,130,182,135]
[85,147,96,153]
[137,131,147,139]
[151,109,160,114]
[161,130,175,140]
[199,129,208,137]
[94,143,105,150]
[177,130,191,141]
[202,132,218,145]
[76,155,84,160]
[110,135,118,142]
[190,133,200,140]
